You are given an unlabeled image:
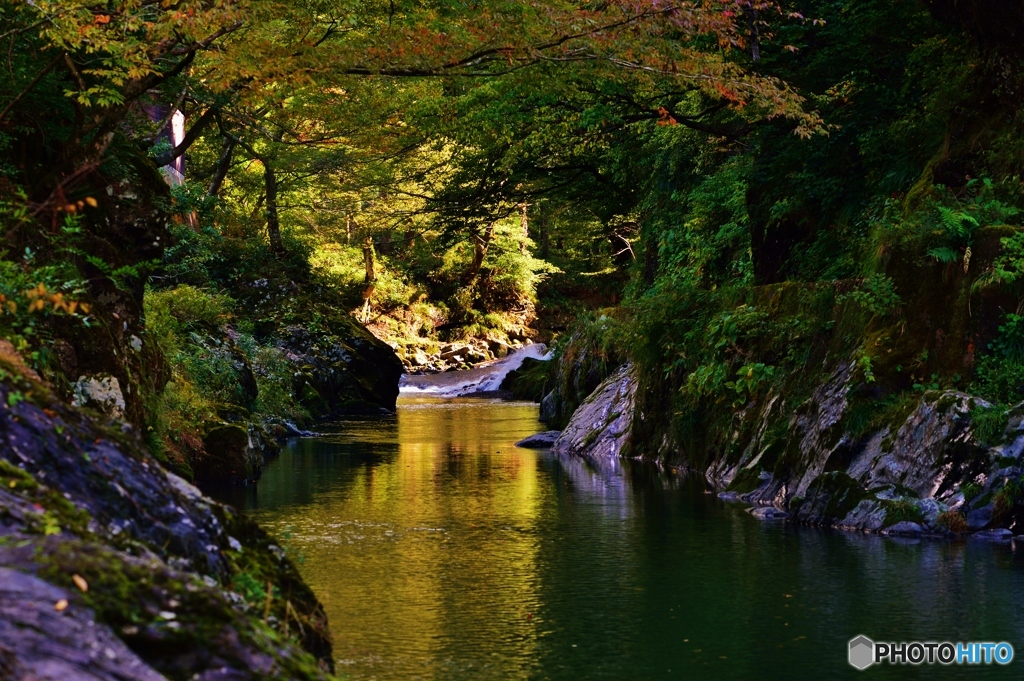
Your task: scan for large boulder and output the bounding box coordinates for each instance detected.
[553,364,637,458]
[278,319,402,415]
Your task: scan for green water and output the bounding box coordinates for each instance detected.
[229,397,1024,680]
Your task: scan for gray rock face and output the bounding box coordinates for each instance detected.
[515,431,562,448]
[540,391,557,422]
[838,500,888,532]
[0,567,167,681]
[71,374,126,418]
[967,504,994,531]
[553,364,636,458]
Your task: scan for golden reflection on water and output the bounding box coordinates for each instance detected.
[239,397,1024,681]
[247,397,551,679]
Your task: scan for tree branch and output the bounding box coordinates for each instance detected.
[0,52,62,124]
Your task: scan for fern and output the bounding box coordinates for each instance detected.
[937,206,978,240]
[926,246,959,263]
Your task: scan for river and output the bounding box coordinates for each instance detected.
[223,396,1024,680]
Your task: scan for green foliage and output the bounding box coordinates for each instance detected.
[883,499,924,527]
[972,313,1024,404]
[993,476,1024,523]
[836,275,901,317]
[970,405,1009,446]
[961,483,983,504]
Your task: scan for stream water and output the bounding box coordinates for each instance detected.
[225,396,1024,680]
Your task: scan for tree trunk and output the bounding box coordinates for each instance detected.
[346,214,352,244]
[206,137,235,199]
[362,237,376,282]
[467,222,494,281]
[538,212,550,259]
[519,203,529,253]
[263,161,284,252]
[361,237,376,323]
[744,5,760,62]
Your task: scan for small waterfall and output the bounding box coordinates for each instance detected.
[399,344,550,397]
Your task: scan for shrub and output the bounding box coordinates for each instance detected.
[936,510,967,534]
[883,499,924,526]
[993,476,1024,523]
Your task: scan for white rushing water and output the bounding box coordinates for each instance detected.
[399,344,550,397]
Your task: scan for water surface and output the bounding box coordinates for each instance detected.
[231,397,1024,679]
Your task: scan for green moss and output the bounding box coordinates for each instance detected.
[728,466,764,494]
[842,391,918,441]
[935,393,959,413]
[970,405,1009,446]
[0,460,91,538]
[807,472,870,521]
[35,540,326,681]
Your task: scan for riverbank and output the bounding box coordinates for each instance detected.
[0,351,334,679]
[509,268,1024,540]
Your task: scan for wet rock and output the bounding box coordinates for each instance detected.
[972,528,1013,542]
[539,325,623,429]
[540,391,557,422]
[967,503,994,531]
[838,500,888,532]
[198,424,262,486]
[465,347,490,363]
[917,498,946,527]
[71,374,126,418]
[748,507,788,520]
[553,364,636,458]
[883,521,924,536]
[487,338,512,358]
[515,431,562,448]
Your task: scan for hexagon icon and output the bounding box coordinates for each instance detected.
[849,635,875,670]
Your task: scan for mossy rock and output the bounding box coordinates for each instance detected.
[0,369,333,674]
[728,466,764,494]
[798,472,870,523]
[198,424,255,485]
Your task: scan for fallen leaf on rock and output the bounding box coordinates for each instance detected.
[54,599,68,611]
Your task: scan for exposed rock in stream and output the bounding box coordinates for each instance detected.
[514,431,562,448]
[547,353,1024,539]
[552,364,636,459]
[0,356,332,679]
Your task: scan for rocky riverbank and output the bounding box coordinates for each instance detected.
[0,350,334,679]
[519,353,1024,541]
